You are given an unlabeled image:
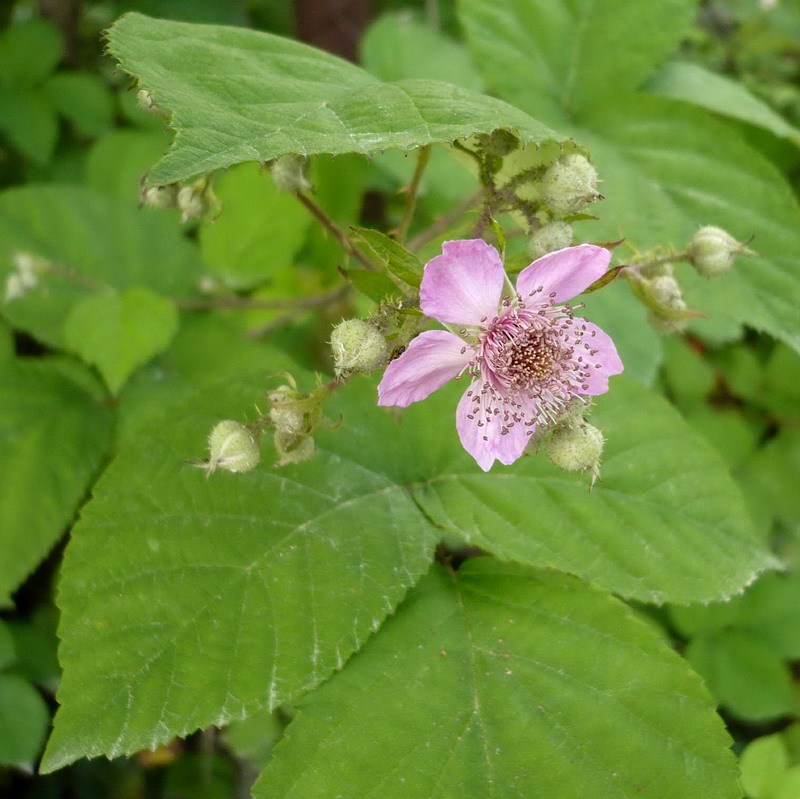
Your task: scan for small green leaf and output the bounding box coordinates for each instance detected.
[647,61,800,147]
[0,674,50,770]
[255,560,740,799]
[0,19,62,88]
[199,163,310,290]
[42,72,115,138]
[686,630,796,722]
[0,85,58,164]
[350,227,424,287]
[774,766,800,799]
[225,708,284,771]
[738,573,800,660]
[64,287,178,394]
[740,734,789,799]
[0,359,114,606]
[344,268,401,303]
[106,13,580,186]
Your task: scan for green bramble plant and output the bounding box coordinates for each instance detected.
[1,2,800,798]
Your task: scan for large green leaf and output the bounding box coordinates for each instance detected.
[43,369,772,769]
[106,13,580,186]
[0,185,201,348]
[41,376,439,771]
[458,0,800,351]
[64,287,179,394]
[647,61,800,147]
[456,0,695,124]
[0,359,114,606]
[398,377,772,604]
[255,559,739,799]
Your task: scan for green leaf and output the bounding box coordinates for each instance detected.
[0,674,49,770]
[106,13,580,186]
[458,0,800,352]
[0,85,58,164]
[686,630,796,722]
[225,708,284,771]
[763,344,800,419]
[199,163,310,289]
[7,614,60,691]
[647,61,800,147]
[351,226,424,287]
[457,0,695,123]
[86,130,171,201]
[577,95,800,350]
[740,734,789,799]
[41,376,439,771]
[0,621,14,671]
[43,370,773,769]
[64,287,179,394]
[0,19,62,88]
[774,767,800,799]
[0,359,114,606]
[360,11,484,92]
[255,559,740,799]
[403,376,774,604]
[738,573,800,660]
[42,71,115,138]
[0,185,201,348]
[344,268,401,303]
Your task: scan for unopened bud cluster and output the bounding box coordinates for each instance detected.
[267,382,317,467]
[141,176,217,224]
[546,401,603,485]
[527,221,573,260]
[330,319,388,377]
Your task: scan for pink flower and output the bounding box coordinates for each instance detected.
[377,240,623,471]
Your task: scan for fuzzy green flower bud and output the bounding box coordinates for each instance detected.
[274,431,315,467]
[207,420,260,475]
[136,88,162,114]
[330,319,388,376]
[688,226,748,278]
[177,184,208,224]
[546,421,604,477]
[647,275,688,334]
[268,384,308,437]
[141,184,179,210]
[269,155,311,193]
[650,275,682,305]
[527,221,573,260]
[540,154,601,217]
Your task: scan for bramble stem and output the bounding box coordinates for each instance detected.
[295,191,376,270]
[177,287,347,312]
[396,145,431,244]
[244,285,350,338]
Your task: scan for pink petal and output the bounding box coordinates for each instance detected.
[570,319,624,395]
[420,239,505,326]
[378,330,472,408]
[456,381,532,471]
[515,244,611,304]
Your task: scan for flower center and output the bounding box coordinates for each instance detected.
[504,327,568,386]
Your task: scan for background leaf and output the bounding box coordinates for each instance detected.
[0,185,201,348]
[43,72,116,138]
[0,358,114,606]
[0,674,49,770]
[64,287,179,394]
[255,559,740,799]
[106,13,581,186]
[0,19,62,88]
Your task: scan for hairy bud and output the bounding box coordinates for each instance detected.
[527,221,573,260]
[540,154,601,217]
[135,88,162,114]
[268,384,308,437]
[647,275,688,334]
[206,420,260,475]
[330,319,388,376]
[688,226,748,278]
[141,184,179,210]
[269,155,311,193]
[274,431,315,467]
[546,421,604,480]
